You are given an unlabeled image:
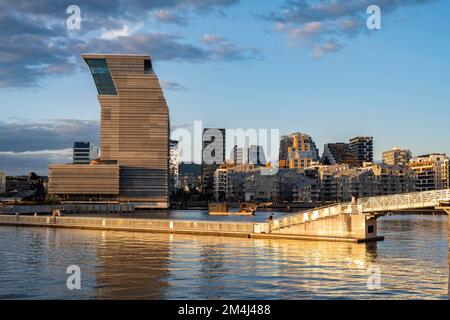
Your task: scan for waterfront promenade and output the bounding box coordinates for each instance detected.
[0,214,370,243]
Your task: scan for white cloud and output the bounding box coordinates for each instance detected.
[100,25,131,40]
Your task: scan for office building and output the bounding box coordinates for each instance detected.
[349,136,373,165]
[382,147,412,167]
[230,145,244,165]
[247,145,266,166]
[73,142,99,164]
[279,132,319,169]
[409,154,449,191]
[321,143,359,167]
[49,54,170,208]
[202,128,225,198]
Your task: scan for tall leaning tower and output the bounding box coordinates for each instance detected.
[83,54,169,208]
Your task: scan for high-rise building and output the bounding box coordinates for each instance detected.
[349,136,373,165]
[247,145,266,166]
[169,140,179,194]
[321,143,359,167]
[49,54,170,208]
[279,132,319,169]
[230,145,244,165]
[382,147,412,167]
[202,128,225,198]
[409,154,449,191]
[0,171,6,194]
[213,168,228,201]
[73,142,99,164]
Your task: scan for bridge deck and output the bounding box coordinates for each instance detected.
[272,189,450,231]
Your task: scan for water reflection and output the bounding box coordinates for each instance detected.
[0,214,447,299]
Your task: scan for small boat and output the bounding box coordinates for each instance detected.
[208,202,256,216]
[239,202,257,215]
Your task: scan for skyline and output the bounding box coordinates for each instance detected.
[1,0,450,175]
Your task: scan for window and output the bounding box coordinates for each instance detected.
[144,59,153,74]
[368,225,374,234]
[85,59,117,95]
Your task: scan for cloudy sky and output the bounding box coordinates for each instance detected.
[0,0,449,175]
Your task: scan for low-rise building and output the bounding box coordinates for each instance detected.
[307,163,415,202]
[226,165,318,203]
[5,175,30,194]
[48,162,120,203]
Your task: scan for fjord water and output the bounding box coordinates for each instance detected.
[0,214,447,299]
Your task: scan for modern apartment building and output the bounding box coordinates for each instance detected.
[321,143,359,167]
[369,163,415,195]
[382,147,412,167]
[202,128,226,198]
[49,54,170,208]
[247,145,266,166]
[349,136,373,165]
[409,154,449,191]
[213,168,228,201]
[230,145,244,165]
[73,141,99,164]
[279,132,319,169]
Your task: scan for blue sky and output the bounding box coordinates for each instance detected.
[0,0,449,174]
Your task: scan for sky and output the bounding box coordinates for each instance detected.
[0,0,449,175]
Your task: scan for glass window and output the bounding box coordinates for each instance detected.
[85,59,117,95]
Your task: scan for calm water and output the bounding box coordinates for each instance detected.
[0,214,447,300]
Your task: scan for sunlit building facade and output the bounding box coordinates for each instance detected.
[382,147,412,167]
[409,154,449,191]
[49,54,170,208]
[279,132,319,169]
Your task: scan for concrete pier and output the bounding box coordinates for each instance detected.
[0,214,382,243]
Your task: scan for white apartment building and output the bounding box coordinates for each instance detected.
[214,168,228,201]
[409,154,449,191]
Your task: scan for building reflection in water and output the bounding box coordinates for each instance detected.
[93,231,171,299]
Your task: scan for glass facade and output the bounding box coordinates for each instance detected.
[85,59,117,95]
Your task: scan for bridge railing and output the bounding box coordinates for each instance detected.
[271,202,353,230]
[357,189,450,213]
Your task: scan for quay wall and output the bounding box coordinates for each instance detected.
[0,215,381,243]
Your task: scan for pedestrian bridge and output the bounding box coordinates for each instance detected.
[269,189,450,242]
